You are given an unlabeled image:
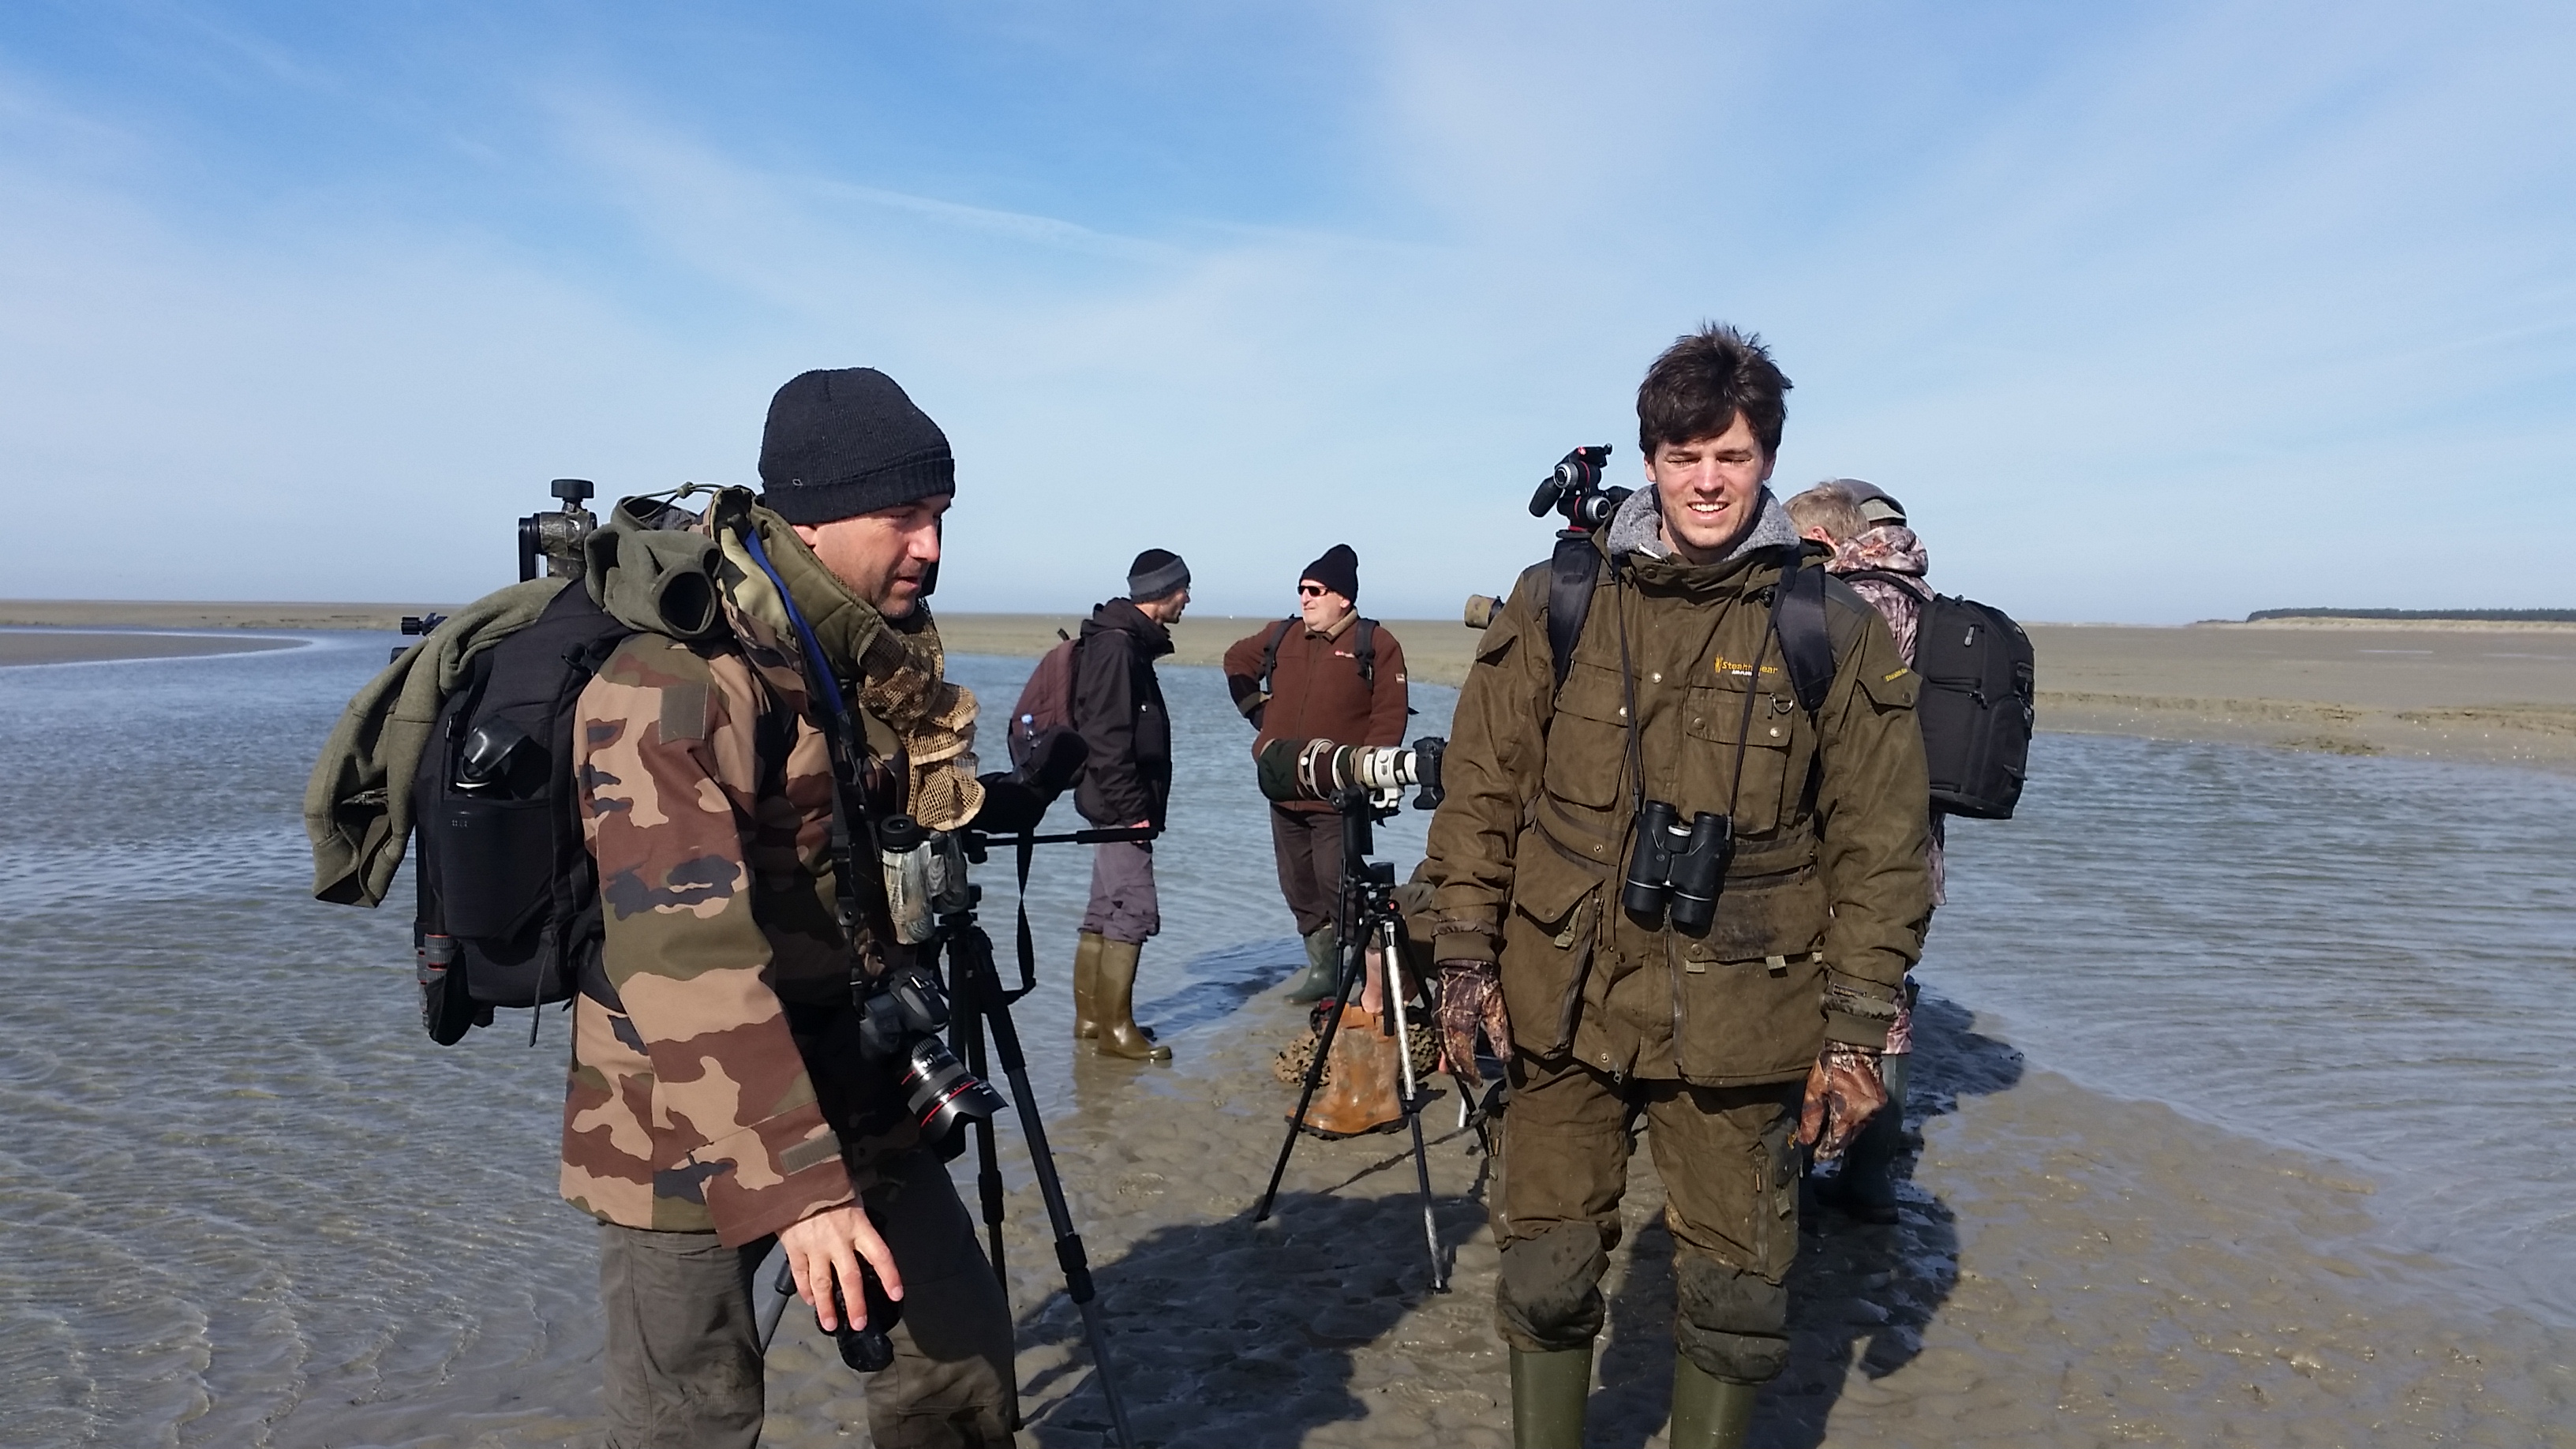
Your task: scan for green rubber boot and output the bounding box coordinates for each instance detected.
[1509,1346,1591,1449]
[1280,927,1339,1003]
[1072,931,1104,1041]
[1094,938,1172,1062]
[1668,1354,1758,1449]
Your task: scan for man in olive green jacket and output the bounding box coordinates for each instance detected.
[1425,325,1930,1448]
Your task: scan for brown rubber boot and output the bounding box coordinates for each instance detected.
[1072,932,1104,1041]
[1298,1005,1405,1137]
[1093,938,1172,1061]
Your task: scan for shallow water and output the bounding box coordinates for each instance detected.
[0,635,2570,1446]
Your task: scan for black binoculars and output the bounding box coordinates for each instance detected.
[1621,801,1733,936]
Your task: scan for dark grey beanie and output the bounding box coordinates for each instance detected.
[1127,549,1190,601]
[756,368,955,525]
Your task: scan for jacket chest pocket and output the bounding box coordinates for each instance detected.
[1682,683,1795,834]
[1541,663,1629,811]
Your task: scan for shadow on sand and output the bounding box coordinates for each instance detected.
[1588,992,2025,1448]
[1010,1183,1484,1448]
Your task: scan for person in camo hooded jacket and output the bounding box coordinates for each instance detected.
[564,368,1017,1449]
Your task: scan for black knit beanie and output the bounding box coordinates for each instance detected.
[1300,544,1359,603]
[1127,549,1190,601]
[755,368,955,525]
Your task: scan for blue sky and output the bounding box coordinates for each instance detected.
[2,2,2568,622]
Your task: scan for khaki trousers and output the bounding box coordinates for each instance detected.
[600,1150,1017,1447]
[1491,1054,1803,1383]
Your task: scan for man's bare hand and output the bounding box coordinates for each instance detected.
[1797,1042,1889,1163]
[777,1204,902,1332]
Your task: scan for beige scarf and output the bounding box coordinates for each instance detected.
[705,489,985,831]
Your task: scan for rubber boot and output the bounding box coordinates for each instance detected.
[1281,927,1339,1003]
[1298,1005,1405,1137]
[1072,932,1104,1041]
[1093,938,1172,1061]
[1821,1051,1907,1224]
[1668,1354,1758,1449]
[1509,1345,1592,1449]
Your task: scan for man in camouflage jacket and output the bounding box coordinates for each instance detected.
[1425,328,1930,1448]
[566,368,1013,1449]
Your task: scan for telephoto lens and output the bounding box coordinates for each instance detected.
[1664,811,1735,936]
[1622,800,1683,923]
[899,1037,1008,1141]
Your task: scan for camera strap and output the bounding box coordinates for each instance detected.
[737,526,886,1005]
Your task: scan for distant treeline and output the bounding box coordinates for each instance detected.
[2246,608,2576,623]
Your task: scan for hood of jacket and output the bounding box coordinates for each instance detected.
[1080,597,1175,658]
[1602,481,1805,593]
[1829,523,1928,580]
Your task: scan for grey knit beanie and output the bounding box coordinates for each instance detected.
[1127,549,1190,601]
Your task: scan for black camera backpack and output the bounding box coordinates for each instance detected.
[1842,571,2036,819]
[410,582,635,1043]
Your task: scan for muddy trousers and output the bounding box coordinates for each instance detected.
[598,1151,1017,1449]
[1492,1054,1804,1385]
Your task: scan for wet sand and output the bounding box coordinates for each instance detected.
[0,629,303,666]
[728,984,2573,1447]
[20,603,2571,769]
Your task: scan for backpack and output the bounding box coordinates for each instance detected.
[1007,630,1080,773]
[1539,534,1838,713]
[410,581,635,1044]
[1841,570,2035,820]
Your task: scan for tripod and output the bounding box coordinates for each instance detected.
[941,833,1140,1449]
[752,828,1144,1449]
[1252,788,1450,1294]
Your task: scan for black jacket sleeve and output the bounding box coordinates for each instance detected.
[1073,631,1152,826]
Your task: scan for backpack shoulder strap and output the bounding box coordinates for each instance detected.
[1354,618,1376,689]
[1770,552,1836,714]
[1256,616,1296,695]
[1545,534,1601,696]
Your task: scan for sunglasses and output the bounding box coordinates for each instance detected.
[1298,584,1328,597]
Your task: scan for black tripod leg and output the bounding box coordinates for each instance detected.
[1380,918,1448,1293]
[1253,924,1361,1222]
[953,943,1009,1289]
[957,929,1136,1449]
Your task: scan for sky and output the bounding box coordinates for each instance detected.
[1,1,2569,623]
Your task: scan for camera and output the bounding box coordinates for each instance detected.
[1621,801,1732,936]
[1256,736,1446,812]
[857,960,1008,1143]
[1527,445,1631,534]
[519,477,598,582]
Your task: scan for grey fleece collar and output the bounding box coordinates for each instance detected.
[1606,482,1797,564]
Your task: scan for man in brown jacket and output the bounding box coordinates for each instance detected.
[567,369,1014,1447]
[1424,328,1930,1447]
[1222,544,1410,1000]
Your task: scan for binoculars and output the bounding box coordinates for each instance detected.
[1621,801,1733,936]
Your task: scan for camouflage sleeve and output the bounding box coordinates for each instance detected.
[1424,567,1552,964]
[1813,608,1932,1046]
[573,636,855,1246]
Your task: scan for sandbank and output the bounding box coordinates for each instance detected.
[0,629,303,667]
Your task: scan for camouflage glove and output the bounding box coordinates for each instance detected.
[1435,960,1509,1076]
[1797,1041,1889,1163]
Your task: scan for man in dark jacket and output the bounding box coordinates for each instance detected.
[1222,545,1410,1001]
[1069,549,1190,1061]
